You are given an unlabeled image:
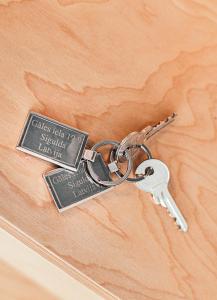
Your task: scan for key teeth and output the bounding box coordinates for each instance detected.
[166,210,184,231]
[175,219,188,232]
[166,207,173,217]
[174,219,182,230]
[164,113,176,123]
[165,199,188,231]
[177,224,182,231]
[172,217,180,228]
[152,112,177,131]
[156,196,188,232]
[163,112,177,124]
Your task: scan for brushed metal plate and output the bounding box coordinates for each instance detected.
[17,112,88,171]
[44,153,111,212]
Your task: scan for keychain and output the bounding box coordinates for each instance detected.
[17,111,188,232]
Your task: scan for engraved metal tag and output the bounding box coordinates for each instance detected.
[17,112,88,171]
[44,153,111,212]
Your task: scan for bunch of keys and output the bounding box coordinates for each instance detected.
[17,112,188,232]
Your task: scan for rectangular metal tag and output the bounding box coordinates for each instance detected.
[44,153,111,212]
[17,112,88,171]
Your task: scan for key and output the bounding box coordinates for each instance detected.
[116,113,177,160]
[17,112,88,171]
[135,159,188,232]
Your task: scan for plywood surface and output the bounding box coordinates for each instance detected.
[0,228,104,300]
[0,260,57,300]
[0,0,217,299]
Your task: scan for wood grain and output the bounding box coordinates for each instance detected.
[0,0,217,299]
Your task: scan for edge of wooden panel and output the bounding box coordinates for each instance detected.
[0,216,118,300]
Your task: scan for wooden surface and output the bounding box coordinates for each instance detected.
[0,260,57,300]
[0,228,104,300]
[0,0,217,299]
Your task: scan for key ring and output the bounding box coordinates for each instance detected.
[110,144,153,182]
[86,140,133,187]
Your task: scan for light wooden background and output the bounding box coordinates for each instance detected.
[0,228,103,300]
[0,0,217,299]
[0,260,57,300]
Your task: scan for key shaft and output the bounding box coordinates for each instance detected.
[117,113,177,159]
[161,187,188,232]
[143,112,177,141]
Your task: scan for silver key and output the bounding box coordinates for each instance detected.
[135,159,188,232]
[117,113,177,160]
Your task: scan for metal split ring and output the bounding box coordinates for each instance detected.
[110,144,153,182]
[86,140,133,187]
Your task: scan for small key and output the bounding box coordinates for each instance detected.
[117,113,177,160]
[135,159,188,232]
